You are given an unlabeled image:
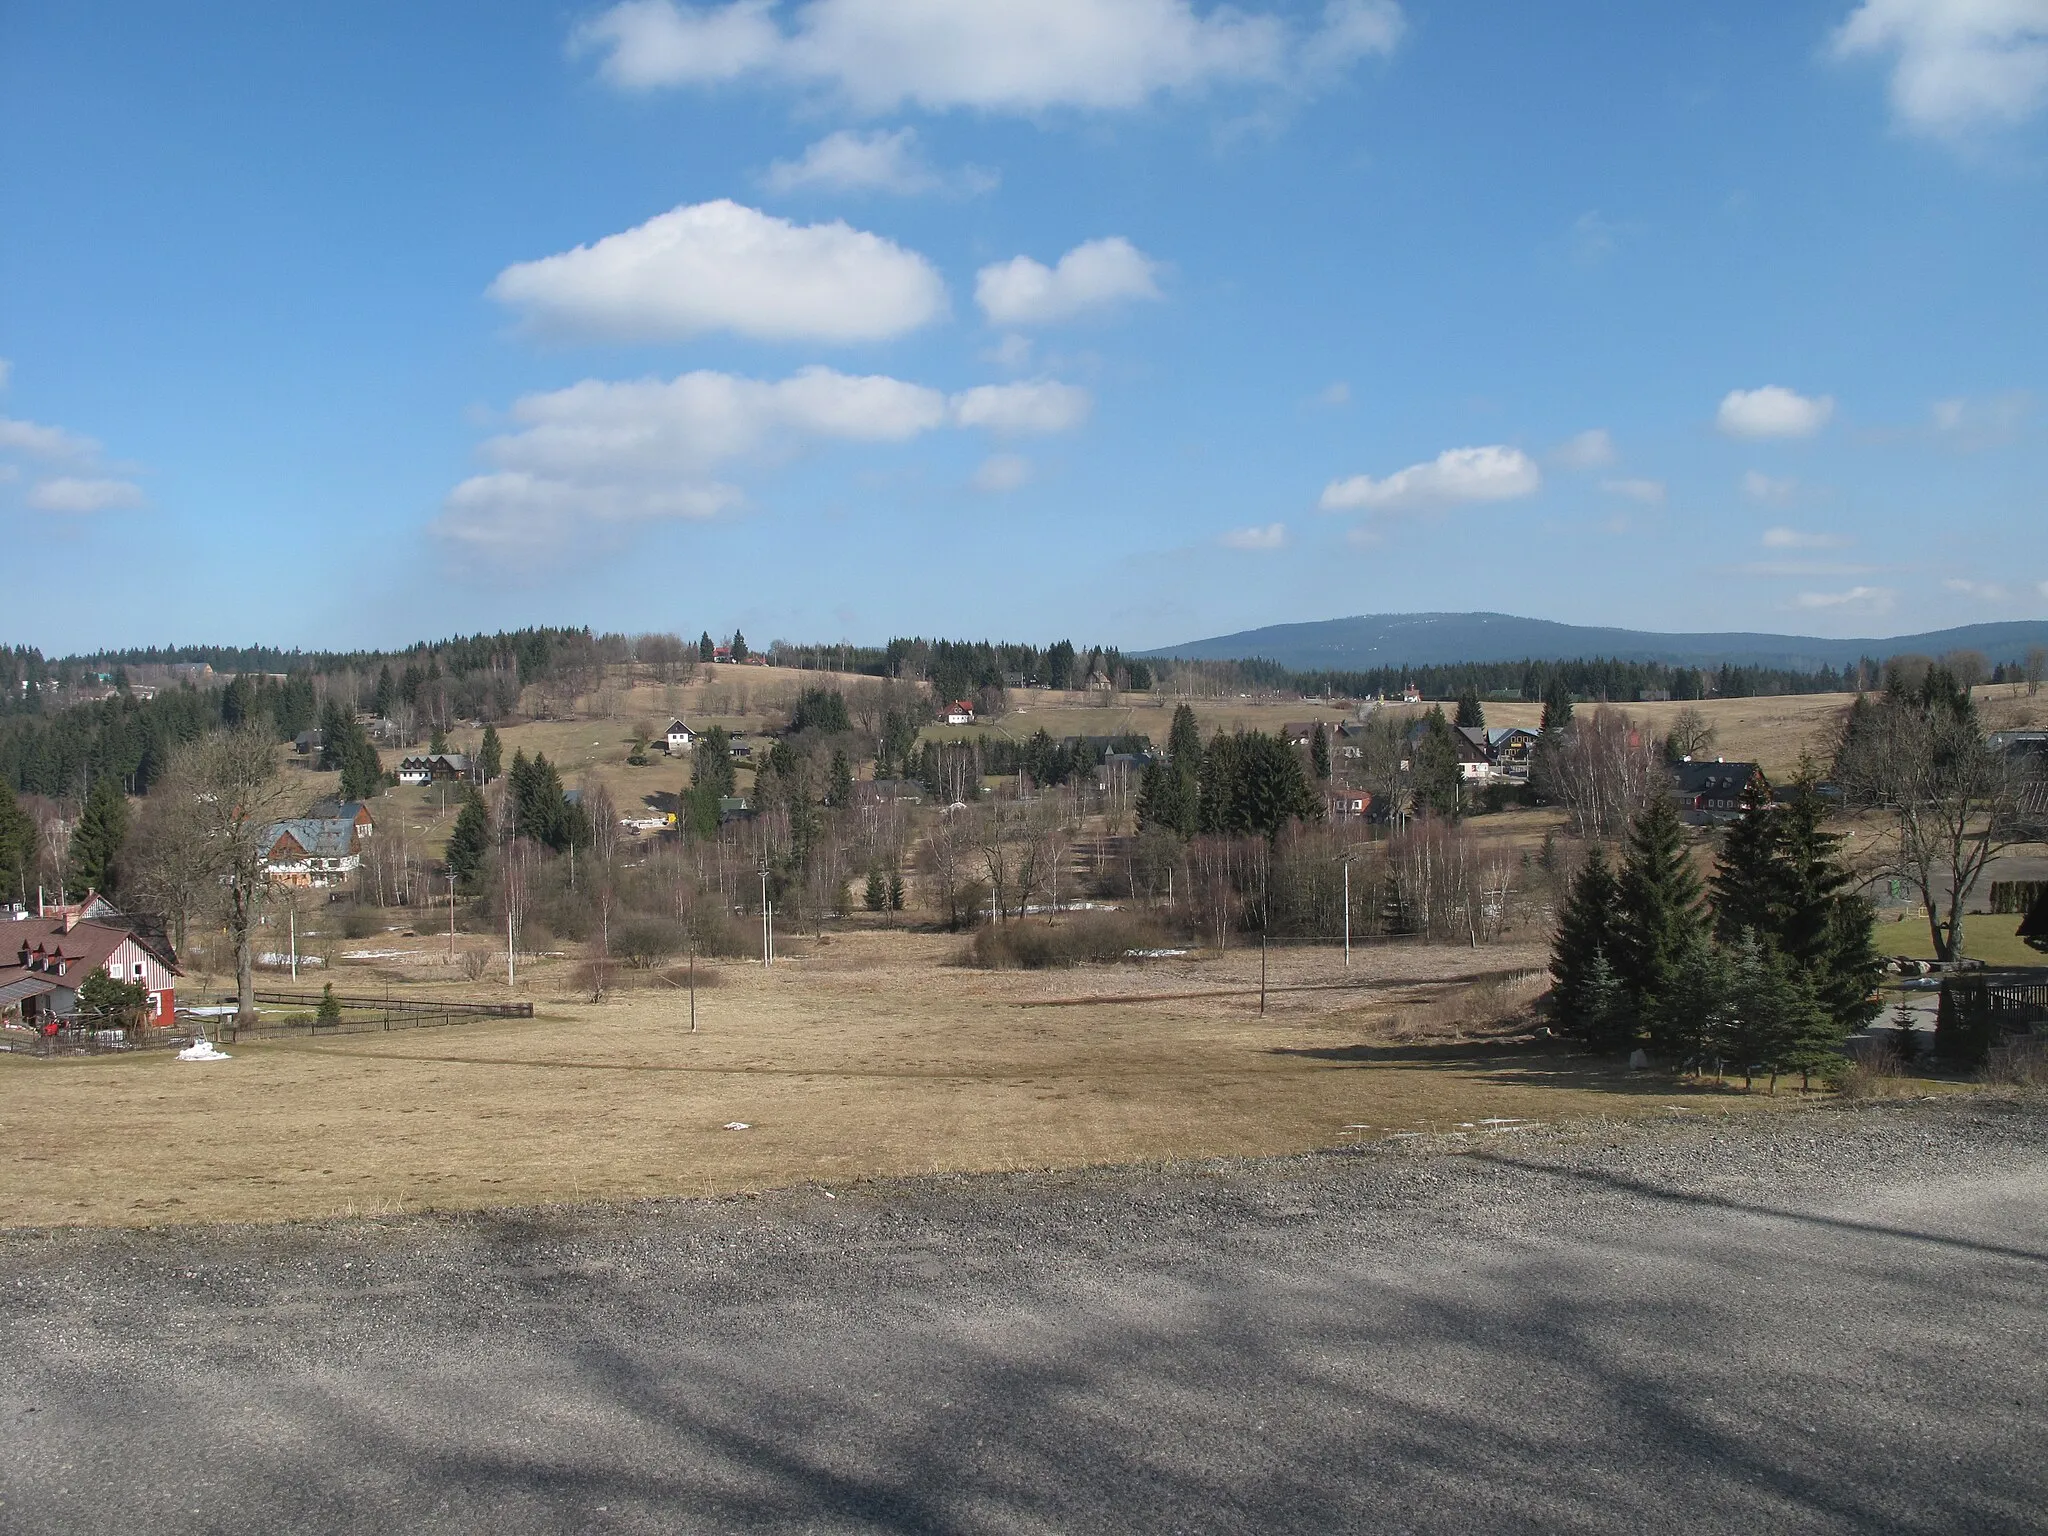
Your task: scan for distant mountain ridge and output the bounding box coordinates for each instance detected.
[1141,612,2048,674]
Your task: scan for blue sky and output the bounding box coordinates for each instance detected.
[3,1,2045,655]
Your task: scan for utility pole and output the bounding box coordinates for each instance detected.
[1260,930,1268,1016]
[289,901,298,981]
[1343,857,1352,970]
[447,871,456,964]
[689,944,697,1033]
[757,855,771,968]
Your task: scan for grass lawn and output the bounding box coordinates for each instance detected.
[1875,908,2045,970]
[0,933,1803,1230]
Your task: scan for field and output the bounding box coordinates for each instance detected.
[0,934,1803,1229]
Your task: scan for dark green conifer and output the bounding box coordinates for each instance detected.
[68,774,129,897]
[1611,793,1706,1016]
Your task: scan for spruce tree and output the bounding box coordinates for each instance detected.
[0,779,34,901]
[430,724,449,755]
[1647,929,1730,1068]
[699,631,715,662]
[1454,690,1484,729]
[1551,846,1625,1048]
[477,724,503,783]
[888,872,904,911]
[444,789,490,892]
[864,870,887,912]
[1540,680,1574,731]
[1310,722,1332,781]
[827,748,853,809]
[1414,709,1462,819]
[68,774,129,897]
[1776,767,1881,1036]
[730,630,749,663]
[1611,793,1706,1017]
[373,665,396,718]
[1573,951,1632,1057]
[1710,770,1783,946]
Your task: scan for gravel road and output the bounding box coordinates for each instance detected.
[3,1097,2045,1534]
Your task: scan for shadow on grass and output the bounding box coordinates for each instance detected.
[1270,1037,1759,1099]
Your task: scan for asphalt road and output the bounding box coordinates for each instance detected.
[3,1098,2045,1534]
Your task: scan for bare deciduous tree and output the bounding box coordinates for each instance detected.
[1534,706,1664,838]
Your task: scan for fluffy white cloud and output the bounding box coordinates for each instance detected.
[1944,576,2015,602]
[1717,386,1835,439]
[764,127,994,195]
[1220,522,1287,550]
[950,380,1092,434]
[0,415,99,459]
[27,476,146,514]
[1552,428,1616,469]
[576,0,1404,113]
[1833,0,2048,136]
[1601,477,1666,506]
[488,199,946,344]
[439,365,1089,560]
[1794,585,1895,614]
[1743,471,1797,502]
[975,237,1162,326]
[971,453,1032,494]
[1762,526,1850,549]
[1320,445,1541,514]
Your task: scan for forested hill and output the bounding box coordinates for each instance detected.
[1142,613,2048,674]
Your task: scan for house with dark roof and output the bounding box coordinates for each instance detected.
[260,818,363,887]
[308,799,375,840]
[396,752,476,786]
[0,912,182,1032]
[663,719,698,755]
[1670,760,1763,825]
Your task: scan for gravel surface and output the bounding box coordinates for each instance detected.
[3,1095,2045,1534]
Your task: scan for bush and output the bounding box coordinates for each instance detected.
[1982,1037,2048,1089]
[968,911,1171,969]
[316,983,342,1024]
[341,906,383,940]
[613,916,682,969]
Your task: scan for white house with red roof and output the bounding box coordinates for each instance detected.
[0,909,182,1032]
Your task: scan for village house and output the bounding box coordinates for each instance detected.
[662,719,697,755]
[395,752,476,786]
[1670,759,1763,826]
[1329,789,1371,819]
[856,779,925,806]
[1484,726,1541,776]
[942,700,976,726]
[260,818,363,887]
[1450,727,1496,781]
[307,799,375,840]
[0,909,182,1033]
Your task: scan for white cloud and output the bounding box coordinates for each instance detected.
[1717,386,1835,439]
[1932,390,2029,445]
[763,127,994,196]
[1743,471,1798,502]
[975,237,1162,326]
[1220,521,1287,550]
[971,453,1032,494]
[950,380,1092,435]
[0,416,100,460]
[1552,428,1616,469]
[438,365,1089,560]
[1762,526,1850,549]
[1566,210,1622,267]
[575,0,1404,113]
[28,476,146,514]
[985,333,1034,370]
[1318,380,1351,407]
[1319,445,1541,514]
[1794,584,1896,614]
[1945,576,2014,602]
[1601,477,1666,506]
[487,199,946,344]
[1833,0,2048,137]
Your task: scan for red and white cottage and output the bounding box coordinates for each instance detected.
[0,909,182,1033]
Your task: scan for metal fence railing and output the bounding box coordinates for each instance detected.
[207,990,535,1040]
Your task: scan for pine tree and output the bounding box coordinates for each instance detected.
[1454,690,1485,729]
[444,789,490,892]
[888,872,905,911]
[1551,846,1625,1048]
[827,748,853,809]
[68,774,129,897]
[1310,721,1332,781]
[1413,708,1461,819]
[0,778,37,901]
[1646,929,1731,1068]
[317,983,343,1024]
[1573,950,1632,1057]
[373,665,396,718]
[1611,792,1706,1017]
[864,870,887,912]
[1776,767,1881,1037]
[430,724,449,755]
[477,725,503,783]
[338,728,382,802]
[1710,770,1783,945]
[1540,680,1574,731]
[730,630,749,663]
[699,631,715,661]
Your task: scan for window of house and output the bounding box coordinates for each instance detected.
[133,962,146,978]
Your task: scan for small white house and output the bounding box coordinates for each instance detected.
[663,719,697,755]
[942,700,976,726]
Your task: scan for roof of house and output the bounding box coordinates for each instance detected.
[262,818,360,859]
[398,752,471,771]
[665,719,694,734]
[309,798,374,824]
[4,915,182,982]
[1488,726,1540,745]
[946,700,976,714]
[1670,760,1760,797]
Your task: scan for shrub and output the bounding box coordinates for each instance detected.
[1831,1039,1909,1099]
[968,911,1171,969]
[316,983,342,1024]
[1982,1037,2048,1089]
[613,916,682,970]
[341,906,382,940]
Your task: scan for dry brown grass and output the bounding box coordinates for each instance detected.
[0,932,1795,1230]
